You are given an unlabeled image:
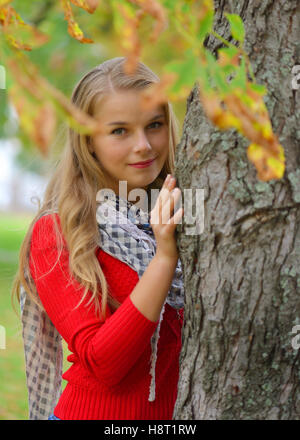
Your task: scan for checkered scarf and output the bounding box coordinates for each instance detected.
[20,192,184,420]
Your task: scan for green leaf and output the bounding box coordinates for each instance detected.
[217,46,240,63]
[225,13,245,43]
[248,82,267,96]
[196,61,213,93]
[204,48,216,71]
[230,57,246,90]
[164,50,199,93]
[196,10,214,42]
[214,67,230,94]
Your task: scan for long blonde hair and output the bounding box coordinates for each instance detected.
[11,56,180,320]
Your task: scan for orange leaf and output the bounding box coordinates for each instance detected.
[117,4,142,75]
[247,143,285,181]
[127,0,167,43]
[139,73,176,111]
[0,5,49,50]
[70,0,99,13]
[199,84,285,181]
[33,103,57,156]
[61,0,93,43]
[0,0,12,7]
[8,85,56,156]
[6,51,100,151]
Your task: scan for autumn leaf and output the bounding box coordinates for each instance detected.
[8,85,56,156]
[0,0,12,7]
[114,0,167,75]
[6,51,100,154]
[70,0,99,14]
[0,5,49,50]
[247,143,285,181]
[1,0,286,183]
[139,72,177,111]
[217,46,241,68]
[34,102,57,155]
[116,3,142,75]
[61,0,94,43]
[127,0,167,43]
[198,81,285,181]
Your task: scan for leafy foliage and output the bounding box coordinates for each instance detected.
[0,0,285,181]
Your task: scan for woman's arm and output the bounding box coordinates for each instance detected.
[130,174,183,322]
[29,214,159,388]
[130,255,178,322]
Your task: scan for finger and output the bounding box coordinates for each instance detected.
[160,177,175,205]
[158,190,163,225]
[152,176,177,224]
[162,188,182,225]
[151,179,170,222]
[151,196,162,226]
[168,206,184,226]
[163,174,171,188]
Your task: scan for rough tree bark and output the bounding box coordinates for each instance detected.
[173,0,300,419]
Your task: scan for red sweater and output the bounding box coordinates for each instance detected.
[29,213,183,420]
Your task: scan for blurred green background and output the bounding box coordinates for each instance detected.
[0,212,76,419]
[0,0,187,420]
[0,213,33,419]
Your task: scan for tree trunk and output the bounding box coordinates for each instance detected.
[173,0,300,420]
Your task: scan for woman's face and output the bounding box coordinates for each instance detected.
[91,89,169,198]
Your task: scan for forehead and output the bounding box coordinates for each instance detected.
[93,90,166,121]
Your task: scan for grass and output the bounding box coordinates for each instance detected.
[0,211,69,420]
[0,211,33,420]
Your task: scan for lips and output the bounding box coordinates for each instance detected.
[130,158,156,165]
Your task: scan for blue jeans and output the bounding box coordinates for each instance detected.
[48,413,61,420]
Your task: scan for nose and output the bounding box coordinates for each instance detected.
[132,128,152,152]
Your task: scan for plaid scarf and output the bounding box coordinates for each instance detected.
[20,192,184,420]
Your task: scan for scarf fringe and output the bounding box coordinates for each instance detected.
[148,302,166,402]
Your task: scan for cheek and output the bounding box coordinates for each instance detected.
[154,130,169,156]
[94,138,128,164]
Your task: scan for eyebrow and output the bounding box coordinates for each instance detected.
[106,114,165,126]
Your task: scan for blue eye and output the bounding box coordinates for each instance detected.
[111,121,163,136]
[111,127,126,135]
[149,121,163,129]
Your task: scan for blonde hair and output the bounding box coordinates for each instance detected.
[11,56,180,320]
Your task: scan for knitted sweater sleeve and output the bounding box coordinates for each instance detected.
[29,214,159,388]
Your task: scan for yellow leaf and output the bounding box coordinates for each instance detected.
[127,0,167,43]
[61,0,94,43]
[218,112,242,130]
[247,142,285,181]
[70,0,99,14]
[8,85,56,156]
[266,156,285,179]
[0,0,11,7]
[0,5,48,50]
[247,143,264,161]
[261,121,272,140]
[277,144,285,162]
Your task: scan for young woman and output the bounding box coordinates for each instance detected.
[12,57,185,420]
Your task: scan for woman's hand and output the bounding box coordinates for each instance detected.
[150,174,184,262]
